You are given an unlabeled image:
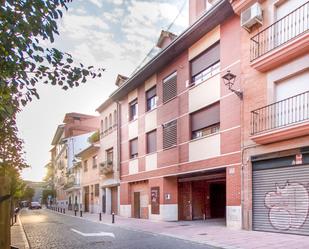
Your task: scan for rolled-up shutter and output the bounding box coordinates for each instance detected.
[146,86,156,99]
[191,42,220,77]
[253,160,309,236]
[130,138,138,158]
[191,102,220,132]
[147,130,157,154]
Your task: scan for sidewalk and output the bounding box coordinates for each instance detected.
[50,208,309,249]
[10,215,29,249]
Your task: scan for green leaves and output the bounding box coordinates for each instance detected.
[0,0,105,172]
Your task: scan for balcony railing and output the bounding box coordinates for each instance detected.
[250,1,309,61]
[251,91,309,135]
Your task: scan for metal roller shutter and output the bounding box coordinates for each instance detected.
[253,164,309,236]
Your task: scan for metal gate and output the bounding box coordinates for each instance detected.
[253,164,309,236]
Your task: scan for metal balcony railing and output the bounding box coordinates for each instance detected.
[99,160,114,175]
[250,1,309,61]
[251,91,309,135]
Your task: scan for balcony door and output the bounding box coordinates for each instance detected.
[274,71,309,127]
[274,0,308,47]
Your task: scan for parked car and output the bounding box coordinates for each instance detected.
[29,202,42,210]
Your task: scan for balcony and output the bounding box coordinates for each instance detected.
[99,160,114,175]
[251,91,309,144]
[250,2,309,71]
[64,175,80,190]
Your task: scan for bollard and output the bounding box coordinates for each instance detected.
[112,212,115,224]
[80,210,82,217]
[74,210,77,216]
[14,214,17,223]
[99,213,102,221]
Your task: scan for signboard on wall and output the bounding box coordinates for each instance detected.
[151,187,160,214]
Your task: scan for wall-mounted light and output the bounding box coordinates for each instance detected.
[222,70,243,99]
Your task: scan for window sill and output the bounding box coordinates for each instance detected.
[188,71,221,90]
[145,151,157,156]
[145,107,157,114]
[128,118,138,124]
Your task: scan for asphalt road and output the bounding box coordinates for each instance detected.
[20,209,217,249]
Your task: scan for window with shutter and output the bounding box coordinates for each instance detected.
[130,138,138,159]
[146,86,157,111]
[190,42,220,85]
[129,99,138,121]
[163,72,177,103]
[191,102,220,139]
[147,130,157,154]
[163,120,177,149]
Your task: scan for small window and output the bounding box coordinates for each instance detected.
[130,138,138,159]
[163,120,177,149]
[191,102,220,139]
[109,114,112,130]
[191,42,220,85]
[94,184,99,197]
[147,130,157,154]
[106,148,113,163]
[113,110,117,126]
[100,120,104,133]
[163,72,177,103]
[146,86,157,111]
[92,155,97,168]
[83,160,88,172]
[129,99,138,121]
[104,117,108,132]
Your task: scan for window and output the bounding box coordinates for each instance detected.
[106,148,113,162]
[109,113,112,130]
[83,160,88,172]
[113,110,117,126]
[163,72,177,103]
[147,130,157,154]
[163,120,177,149]
[94,184,99,197]
[191,102,220,139]
[129,99,138,121]
[146,86,157,111]
[190,42,220,85]
[130,138,138,159]
[104,117,108,132]
[92,155,97,168]
[100,120,104,133]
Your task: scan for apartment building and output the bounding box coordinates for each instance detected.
[96,81,122,215]
[50,113,99,209]
[107,0,244,228]
[230,0,309,235]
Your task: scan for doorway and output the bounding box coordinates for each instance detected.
[133,192,140,218]
[209,182,226,218]
[111,187,118,215]
[84,186,89,212]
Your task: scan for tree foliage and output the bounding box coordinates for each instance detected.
[0,0,104,172]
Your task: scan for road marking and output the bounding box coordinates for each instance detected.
[70,228,115,238]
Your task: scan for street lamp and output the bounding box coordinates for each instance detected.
[222,70,243,99]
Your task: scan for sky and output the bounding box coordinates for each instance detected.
[17,0,189,182]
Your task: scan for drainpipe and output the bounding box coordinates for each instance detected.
[116,101,121,180]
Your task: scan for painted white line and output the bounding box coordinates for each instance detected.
[70,228,115,238]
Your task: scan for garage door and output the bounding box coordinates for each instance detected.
[253,164,309,236]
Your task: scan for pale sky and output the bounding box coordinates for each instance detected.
[17,0,189,182]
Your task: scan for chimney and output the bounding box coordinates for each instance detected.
[156,30,177,49]
[115,74,128,87]
[189,0,207,25]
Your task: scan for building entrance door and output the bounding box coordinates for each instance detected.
[178,182,192,220]
[111,187,118,215]
[133,192,140,218]
[84,186,89,212]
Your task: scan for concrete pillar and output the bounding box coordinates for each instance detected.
[0,176,11,249]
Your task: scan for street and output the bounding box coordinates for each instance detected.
[20,209,216,249]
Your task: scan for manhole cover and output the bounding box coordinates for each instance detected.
[179,224,190,226]
[198,233,207,236]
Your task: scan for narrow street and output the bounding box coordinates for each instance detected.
[20,209,216,249]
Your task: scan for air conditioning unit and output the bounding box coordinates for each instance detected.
[241,2,263,32]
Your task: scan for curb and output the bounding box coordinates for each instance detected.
[17,214,30,249]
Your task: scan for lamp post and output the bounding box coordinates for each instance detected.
[222,70,243,99]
